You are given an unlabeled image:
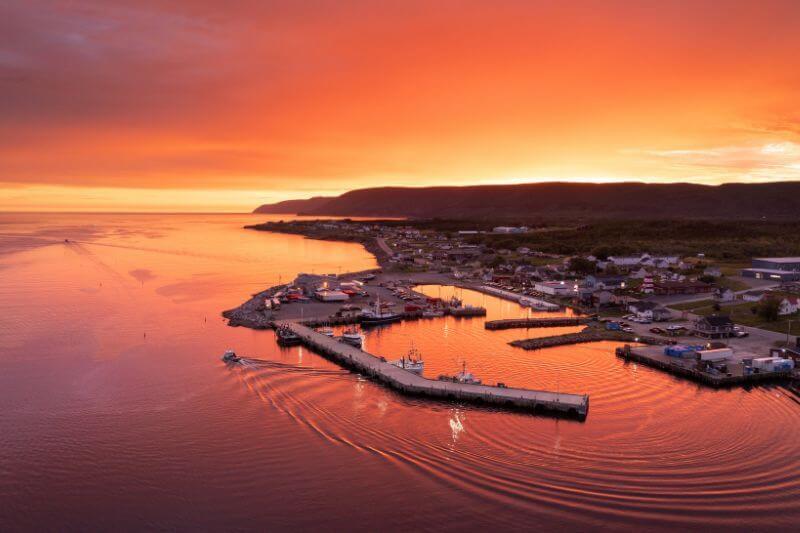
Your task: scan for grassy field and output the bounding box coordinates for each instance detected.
[668,299,716,311]
[715,276,750,291]
[455,220,800,260]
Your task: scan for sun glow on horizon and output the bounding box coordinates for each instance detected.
[2,1,799,211]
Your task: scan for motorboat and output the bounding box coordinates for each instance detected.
[318,326,335,337]
[340,326,363,347]
[276,325,302,346]
[221,349,241,363]
[390,344,424,374]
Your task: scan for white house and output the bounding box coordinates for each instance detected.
[715,288,735,302]
[533,281,572,297]
[628,301,671,321]
[742,290,767,302]
[779,297,799,316]
[608,255,644,267]
[493,226,528,234]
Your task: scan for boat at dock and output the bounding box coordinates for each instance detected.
[340,326,364,347]
[221,349,241,363]
[450,304,486,317]
[390,344,424,374]
[317,326,335,337]
[276,325,302,346]
[360,299,402,326]
[439,362,482,385]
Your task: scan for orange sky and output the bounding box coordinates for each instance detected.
[1,0,799,211]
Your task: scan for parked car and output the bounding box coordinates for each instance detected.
[735,331,749,338]
[649,327,665,335]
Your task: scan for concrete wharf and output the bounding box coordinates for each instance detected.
[275,320,589,419]
[616,344,792,387]
[485,317,591,330]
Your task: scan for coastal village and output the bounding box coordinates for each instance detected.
[223,218,800,417]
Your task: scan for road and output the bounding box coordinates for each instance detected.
[375,237,394,257]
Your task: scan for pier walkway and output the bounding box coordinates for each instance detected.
[485,317,591,330]
[276,321,589,419]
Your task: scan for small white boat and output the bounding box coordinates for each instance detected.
[340,326,363,347]
[318,326,334,337]
[221,349,241,363]
[390,344,424,374]
[422,309,444,318]
[455,362,481,384]
[439,362,481,384]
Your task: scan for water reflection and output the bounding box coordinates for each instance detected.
[449,408,466,445]
[2,213,800,532]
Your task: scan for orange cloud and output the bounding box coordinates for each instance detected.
[1,1,799,210]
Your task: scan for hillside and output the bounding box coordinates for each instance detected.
[253,196,333,214]
[253,181,800,219]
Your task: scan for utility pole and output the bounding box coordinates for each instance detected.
[787,319,793,345]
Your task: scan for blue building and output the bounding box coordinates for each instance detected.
[741,257,800,282]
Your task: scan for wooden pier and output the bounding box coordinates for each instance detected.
[485,317,591,330]
[276,321,589,419]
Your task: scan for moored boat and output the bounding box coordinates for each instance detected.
[340,326,363,347]
[276,325,302,346]
[439,362,482,384]
[390,344,424,374]
[360,299,402,326]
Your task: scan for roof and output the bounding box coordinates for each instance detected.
[591,275,627,282]
[698,315,734,327]
[754,257,800,263]
[742,268,800,275]
[654,280,710,288]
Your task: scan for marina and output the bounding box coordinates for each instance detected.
[274,320,590,419]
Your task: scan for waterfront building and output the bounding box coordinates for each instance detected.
[693,315,735,339]
[741,257,800,282]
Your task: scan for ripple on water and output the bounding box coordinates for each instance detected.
[228,287,800,530]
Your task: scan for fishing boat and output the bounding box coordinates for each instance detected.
[422,308,445,318]
[449,304,486,317]
[449,295,463,308]
[439,362,481,384]
[455,362,481,384]
[221,349,241,363]
[276,325,302,346]
[390,344,424,374]
[318,326,334,337]
[360,299,402,326]
[340,326,363,347]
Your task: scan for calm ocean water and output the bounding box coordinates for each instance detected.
[1,213,799,531]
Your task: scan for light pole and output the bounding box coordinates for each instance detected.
[787,319,793,345]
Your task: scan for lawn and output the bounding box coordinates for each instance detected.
[715,276,750,291]
[713,261,751,277]
[668,299,715,311]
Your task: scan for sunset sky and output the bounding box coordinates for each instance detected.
[1,0,799,211]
